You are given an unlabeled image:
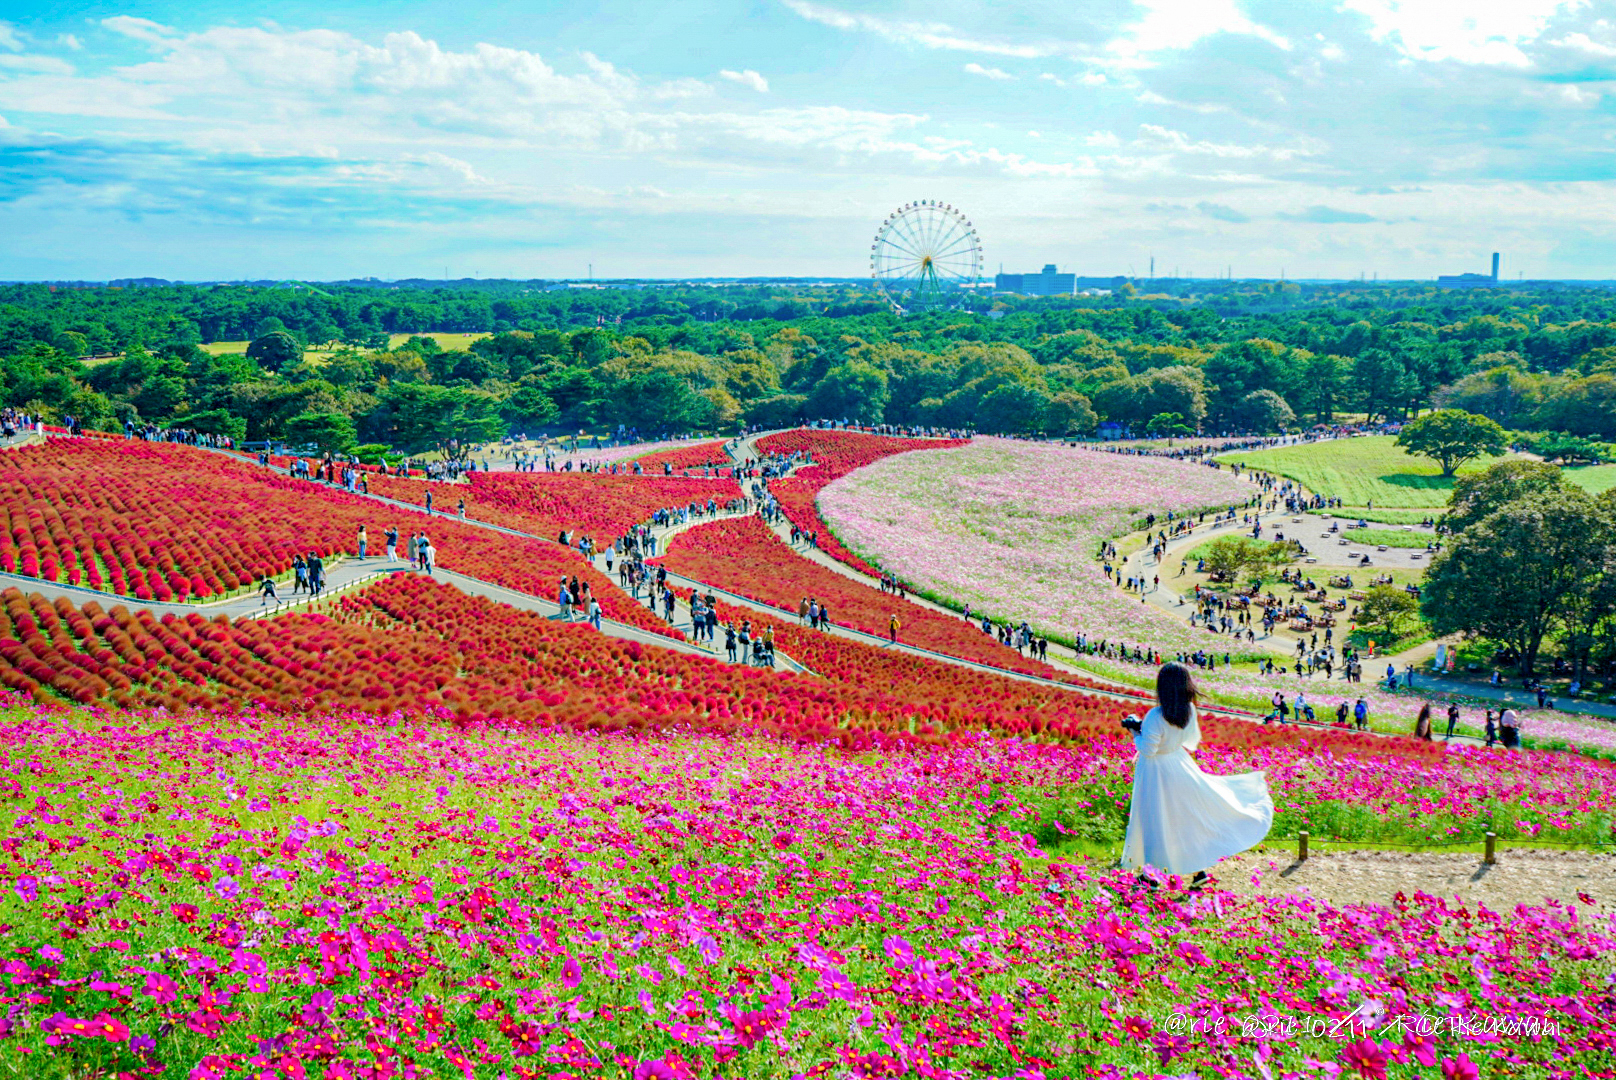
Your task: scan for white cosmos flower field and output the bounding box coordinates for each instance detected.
[818,437,1253,652]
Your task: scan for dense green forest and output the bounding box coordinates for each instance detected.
[4,279,1616,453]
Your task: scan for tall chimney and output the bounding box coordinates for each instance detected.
[1492,252,1500,281]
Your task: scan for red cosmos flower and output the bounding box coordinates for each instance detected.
[1120,1015,1153,1039]
[1440,1054,1481,1080]
[170,903,199,924]
[1341,1039,1390,1080]
[89,1012,129,1042]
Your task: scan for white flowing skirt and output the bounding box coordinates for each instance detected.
[1122,749,1273,876]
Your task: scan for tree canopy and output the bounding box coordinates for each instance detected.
[1395,409,1508,476]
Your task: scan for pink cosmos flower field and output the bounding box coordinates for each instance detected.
[818,438,1255,653]
[0,698,1608,1079]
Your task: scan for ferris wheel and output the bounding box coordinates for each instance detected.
[869,200,983,315]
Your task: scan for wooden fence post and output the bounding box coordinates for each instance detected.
[1298,831,1309,862]
[1483,831,1496,865]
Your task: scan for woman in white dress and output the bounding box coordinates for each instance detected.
[1122,662,1274,886]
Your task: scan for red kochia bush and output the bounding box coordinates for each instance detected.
[0,577,1158,748]
[368,470,743,542]
[0,439,673,637]
[0,575,1447,760]
[758,429,967,576]
[633,440,733,474]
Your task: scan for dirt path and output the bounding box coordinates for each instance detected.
[1217,847,1616,913]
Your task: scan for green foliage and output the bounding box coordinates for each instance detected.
[1044,391,1098,436]
[606,369,714,432]
[807,361,889,424]
[975,382,1050,434]
[501,385,561,429]
[745,394,808,428]
[245,330,302,373]
[1396,409,1509,476]
[1201,535,1289,585]
[1443,459,1570,534]
[9,279,1616,459]
[1359,584,1420,640]
[365,383,504,451]
[1516,431,1609,465]
[1234,388,1295,433]
[170,408,247,441]
[1144,411,1192,439]
[1424,487,1613,675]
[283,411,357,455]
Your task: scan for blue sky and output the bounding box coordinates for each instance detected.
[1,1,1614,281]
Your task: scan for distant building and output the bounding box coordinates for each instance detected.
[1437,252,1500,289]
[996,264,1075,295]
[995,265,1129,295]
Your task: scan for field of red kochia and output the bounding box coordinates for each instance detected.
[631,439,734,474]
[367,470,744,543]
[0,576,1145,748]
[0,439,678,636]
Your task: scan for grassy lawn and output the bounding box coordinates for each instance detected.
[1348,527,1437,548]
[1225,435,1520,513]
[1565,463,1616,496]
[199,332,490,359]
[1231,436,1613,522]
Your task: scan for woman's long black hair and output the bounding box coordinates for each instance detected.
[1157,661,1198,728]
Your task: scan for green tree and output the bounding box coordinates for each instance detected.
[283,411,357,455]
[133,374,187,419]
[1145,412,1193,439]
[1233,389,1295,433]
[1443,459,1570,534]
[1423,490,1606,676]
[501,386,560,429]
[245,331,302,373]
[1359,585,1420,642]
[1201,536,1288,586]
[745,394,807,428]
[608,369,712,433]
[1045,391,1098,437]
[1432,365,1543,427]
[807,361,889,424]
[975,382,1050,434]
[170,409,247,441]
[367,383,505,451]
[1395,409,1508,477]
[1531,373,1616,440]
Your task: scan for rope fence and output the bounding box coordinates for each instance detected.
[1276,828,1613,863]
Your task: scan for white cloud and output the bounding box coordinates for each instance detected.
[101,16,182,48]
[1340,0,1588,67]
[1106,0,1290,63]
[404,151,491,185]
[1135,89,1229,114]
[1554,30,1616,57]
[57,34,82,51]
[963,62,1013,80]
[719,68,769,92]
[0,22,24,51]
[1086,130,1121,147]
[782,0,1078,59]
[1136,123,1316,160]
[0,55,75,75]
